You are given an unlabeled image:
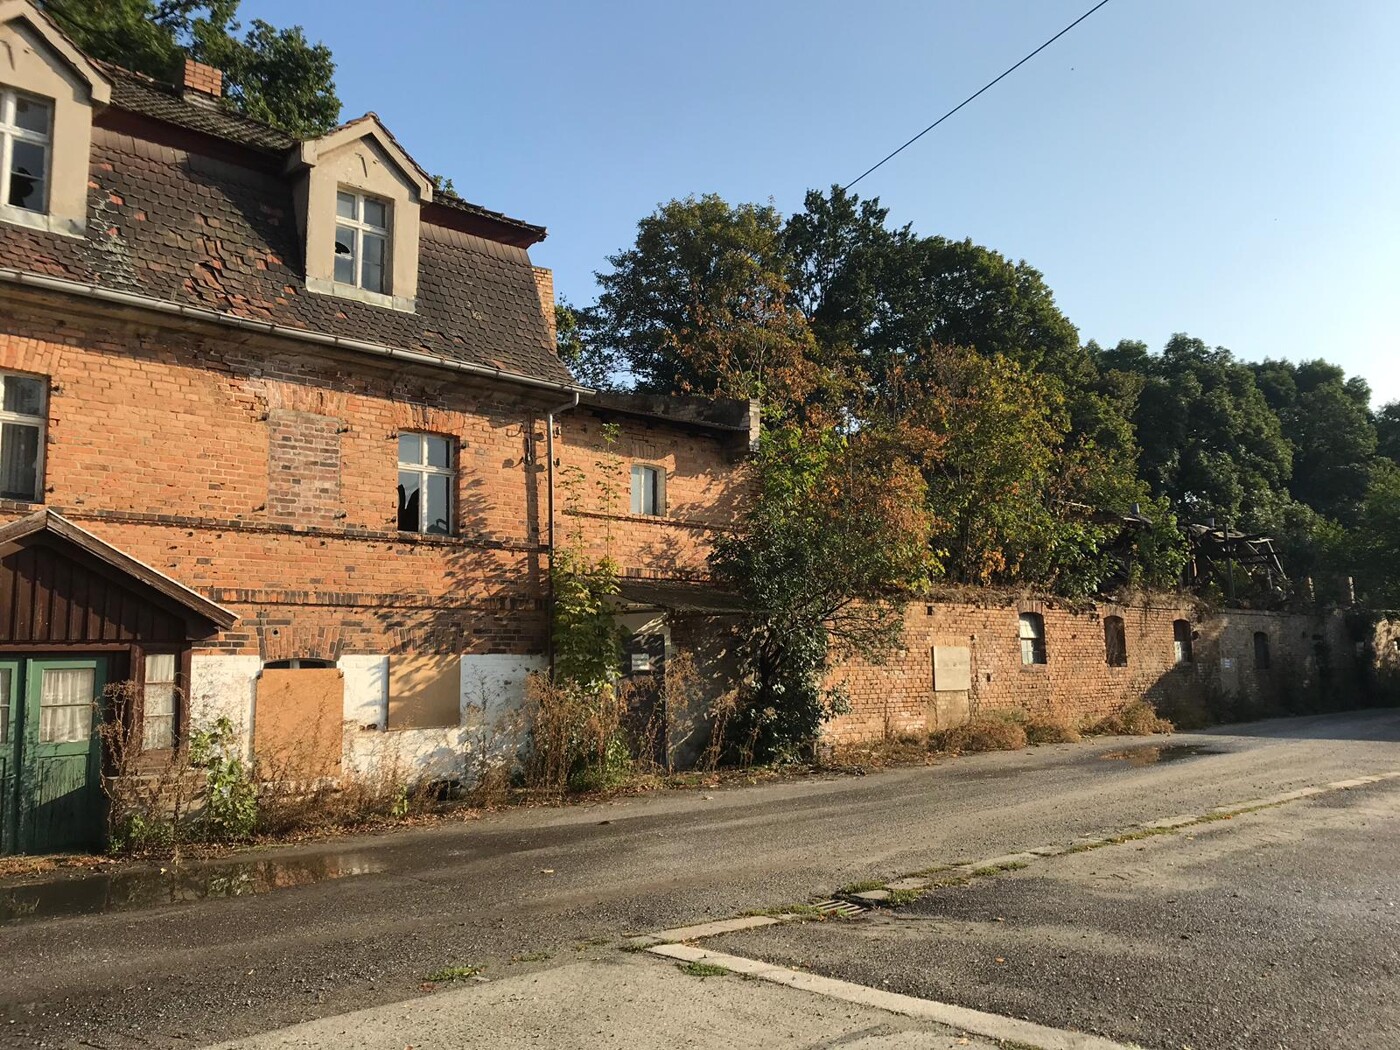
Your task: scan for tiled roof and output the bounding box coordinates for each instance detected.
[0,126,575,386]
[103,64,295,152]
[100,65,547,240]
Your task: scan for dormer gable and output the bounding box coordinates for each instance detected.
[287,113,432,313]
[0,0,110,236]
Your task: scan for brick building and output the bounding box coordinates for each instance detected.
[0,2,752,853]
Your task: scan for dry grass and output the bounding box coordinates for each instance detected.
[1022,710,1082,744]
[1084,699,1174,736]
[930,716,1028,754]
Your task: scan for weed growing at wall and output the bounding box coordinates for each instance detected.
[188,717,258,841]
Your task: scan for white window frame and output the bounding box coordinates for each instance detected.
[141,652,179,751]
[397,432,455,535]
[631,464,665,517]
[0,371,47,503]
[0,87,52,215]
[1018,612,1047,666]
[334,189,390,293]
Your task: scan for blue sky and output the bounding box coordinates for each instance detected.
[245,1,1400,407]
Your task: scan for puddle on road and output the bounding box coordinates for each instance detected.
[0,852,384,925]
[1099,743,1220,766]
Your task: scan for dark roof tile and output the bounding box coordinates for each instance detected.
[0,128,574,386]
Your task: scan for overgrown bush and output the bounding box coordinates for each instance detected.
[1084,700,1173,736]
[1022,710,1081,744]
[930,716,1028,754]
[522,673,631,793]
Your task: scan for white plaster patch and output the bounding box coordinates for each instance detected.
[340,653,545,784]
[188,655,262,759]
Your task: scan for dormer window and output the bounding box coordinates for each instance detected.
[334,190,389,294]
[1,87,51,213]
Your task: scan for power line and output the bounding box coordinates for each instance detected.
[842,0,1115,190]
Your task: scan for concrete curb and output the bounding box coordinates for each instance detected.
[649,942,1140,1050]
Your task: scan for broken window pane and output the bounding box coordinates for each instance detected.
[397,470,421,531]
[8,139,45,211]
[425,473,450,535]
[334,225,356,284]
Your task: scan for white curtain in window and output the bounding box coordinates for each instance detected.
[39,667,95,744]
[143,654,176,750]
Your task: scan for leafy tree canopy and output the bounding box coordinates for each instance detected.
[41,0,341,135]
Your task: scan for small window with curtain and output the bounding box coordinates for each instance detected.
[142,653,178,750]
[334,190,390,293]
[1,88,52,214]
[1019,612,1047,666]
[1103,615,1128,666]
[0,371,46,502]
[397,432,454,535]
[630,464,664,516]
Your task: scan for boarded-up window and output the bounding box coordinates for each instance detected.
[387,654,461,729]
[1103,616,1127,667]
[1019,613,1046,665]
[1173,620,1194,664]
[253,667,344,781]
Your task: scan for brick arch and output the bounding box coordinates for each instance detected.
[254,613,345,665]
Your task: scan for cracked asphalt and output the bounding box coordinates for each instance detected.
[1,708,1397,1049]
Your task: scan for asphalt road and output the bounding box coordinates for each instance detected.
[711,778,1400,1050]
[1,708,1397,1049]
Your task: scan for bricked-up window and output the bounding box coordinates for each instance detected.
[1253,631,1271,670]
[0,88,52,213]
[142,653,177,750]
[631,464,665,516]
[1018,613,1047,665]
[398,432,453,535]
[334,190,389,293]
[1103,615,1128,667]
[0,371,46,502]
[1173,619,1194,664]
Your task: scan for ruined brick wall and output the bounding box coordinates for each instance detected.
[557,407,750,579]
[825,596,1361,743]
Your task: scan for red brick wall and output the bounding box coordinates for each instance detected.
[557,407,749,578]
[0,292,743,661]
[825,596,1355,743]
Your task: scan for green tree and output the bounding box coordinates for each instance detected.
[1349,460,1400,607]
[582,195,822,410]
[710,426,934,762]
[1128,335,1293,530]
[1375,401,1400,464]
[1252,358,1376,524]
[41,0,341,135]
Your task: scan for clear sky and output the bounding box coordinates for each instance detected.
[244,1,1400,407]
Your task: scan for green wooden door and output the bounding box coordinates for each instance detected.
[12,658,107,855]
[0,660,18,855]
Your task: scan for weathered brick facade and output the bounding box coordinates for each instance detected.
[827,595,1360,743]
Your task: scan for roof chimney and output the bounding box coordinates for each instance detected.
[181,57,223,106]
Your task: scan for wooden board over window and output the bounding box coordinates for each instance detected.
[387,654,461,730]
[253,668,344,781]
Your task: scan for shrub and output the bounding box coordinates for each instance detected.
[1022,711,1081,744]
[931,716,1028,754]
[1085,700,1173,736]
